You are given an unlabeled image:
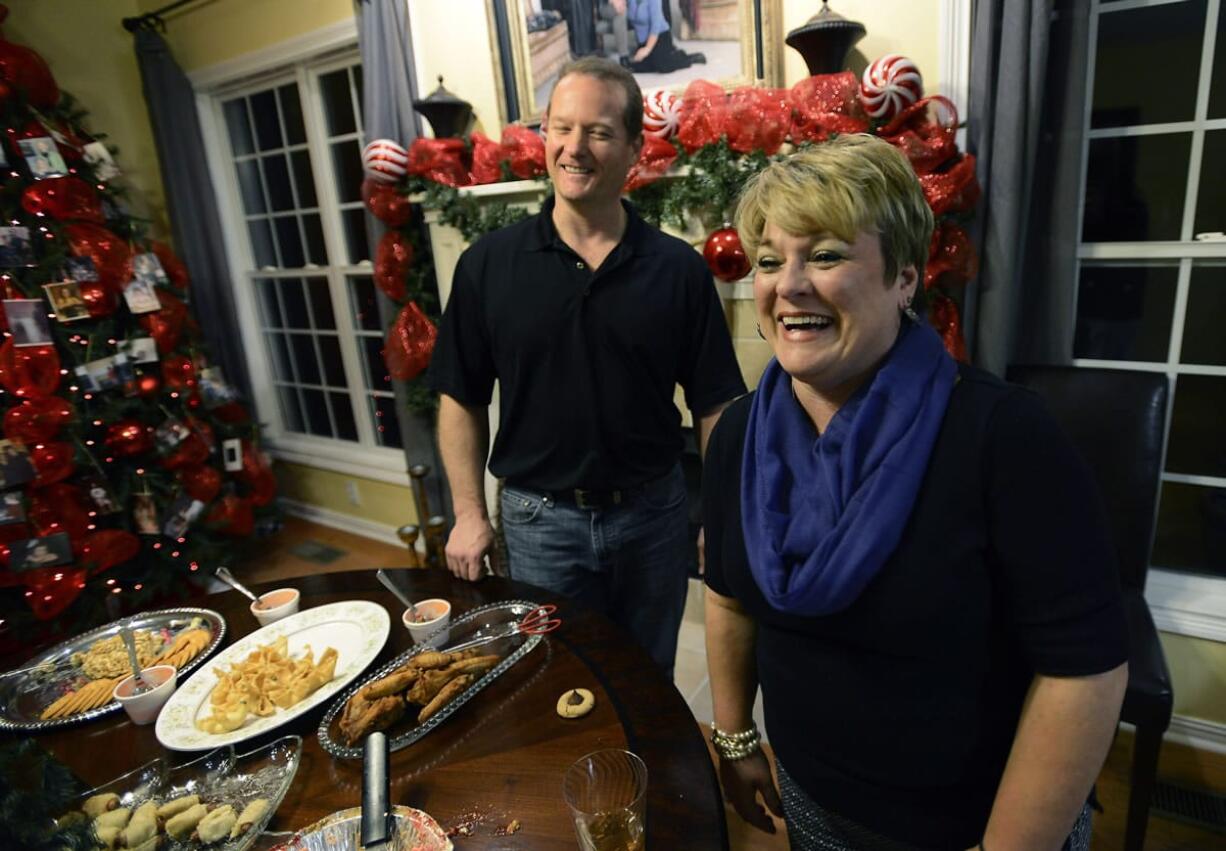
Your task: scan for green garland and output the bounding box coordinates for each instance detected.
[0,739,96,851]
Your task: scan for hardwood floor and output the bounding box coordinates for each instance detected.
[240,520,1226,850]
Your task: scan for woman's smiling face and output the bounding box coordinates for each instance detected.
[753,221,917,405]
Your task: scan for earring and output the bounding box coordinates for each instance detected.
[755,323,765,340]
[902,301,920,323]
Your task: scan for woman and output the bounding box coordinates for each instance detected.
[703,135,1128,851]
[609,0,705,72]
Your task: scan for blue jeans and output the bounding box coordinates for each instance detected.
[500,464,690,678]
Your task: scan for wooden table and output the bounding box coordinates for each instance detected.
[23,569,728,849]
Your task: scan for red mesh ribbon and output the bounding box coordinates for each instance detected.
[468,132,504,185]
[726,87,791,155]
[501,125,546,179]
[384,301,437,381]
[789,72,870,144]
[925,220,979,290]
[928,292,968,362]
[624,135,679,192]
[918,154,981,217]
[676,80,731,153]
[0,340,60,398]
[374,229,414,301]
[879,95,959,175]
[407,137,471,187]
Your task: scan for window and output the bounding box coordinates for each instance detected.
[210,52,405,471]
[1073,0,1226,583]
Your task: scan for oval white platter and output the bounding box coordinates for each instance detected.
[156,600,389,751]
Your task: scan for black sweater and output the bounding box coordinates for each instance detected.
[703,366,1129,849]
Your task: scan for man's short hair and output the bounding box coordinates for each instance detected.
[551,56,643,140]
[734,134,934,292]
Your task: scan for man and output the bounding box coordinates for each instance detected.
[428,57,745,677]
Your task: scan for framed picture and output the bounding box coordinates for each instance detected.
[65,256,99,282]
[43,281,90,323]
[2,299,52,346]
[0,226,34,268]
[10,533,73,571]
[490,0,782,123]
[18,137,68,180]
[122,275,162,314]
[0,490,25,525]
[0,441,35,490]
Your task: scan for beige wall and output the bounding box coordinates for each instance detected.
[277,463,417,529]
[6,0,169,235]
[1161,632,1226,726]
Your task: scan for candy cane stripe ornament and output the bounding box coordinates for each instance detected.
[362,138,410,184]
[859,54,924,122]
[642,89,682,140]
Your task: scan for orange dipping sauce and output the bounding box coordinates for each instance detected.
[256,589,297,610]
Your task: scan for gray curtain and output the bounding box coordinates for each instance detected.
[964,0,1090,374]
[133,28,251,400]
[354,0,450,521]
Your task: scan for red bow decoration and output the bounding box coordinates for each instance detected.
[30,441,75,486]
[383,301,437,381]
[152,241,191,289]
[0,340,60,398]
[918,154,981,217]
[374,229,414,301]
[624,135,679,193]
[789,72,870,144]
[878,95,959,175]
[501,125,546,179]
[362,178,414,226]
[725,87,791,155]
[80,530,140,575]
[179,465,223,503]
[0,6,60,108]
[676,80,732,154]
[21,176,104,222]
[24,567,88,620]
[64,222,132,294]
[28,483,91,550]
[3,396,73,442]
[928,292,968,362]
[407,138,471,188]
[208,495,255,537]
[139,290,190,353]
[925,221,979,291]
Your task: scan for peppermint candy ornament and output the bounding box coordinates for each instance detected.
[362,138,410,184]
[859,54,923,121]
[642,89,682,139]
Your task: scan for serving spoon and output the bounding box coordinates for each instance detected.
[214,566,266,609]
[375,569,423,623]
[119,627,154,696]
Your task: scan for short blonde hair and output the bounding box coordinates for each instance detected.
[734,135,934,286]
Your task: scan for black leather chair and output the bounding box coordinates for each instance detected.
[1007,365,1174,851]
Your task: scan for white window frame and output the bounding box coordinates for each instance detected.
[1074,0,1226,641]
[192,20,409,485]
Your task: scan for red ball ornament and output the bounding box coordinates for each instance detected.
[80,530,140,574]
[361,178,414,227]
[161,353,196,390]
[136,372,161,398]
[247,468,277,507]
[31,441,75,486]
[180,465,223,503]
[24,567,87,620]
[77,280,118,318]
[105,419,153,456]
[374,230,414,301]
[0,8,60,109]
[3,396,73,442]
[703,226,751,283]
[21,176,103,222]
[208,495,255,537]
[139,291,189,354]
[0,340,60,397]
[64,222,132,293]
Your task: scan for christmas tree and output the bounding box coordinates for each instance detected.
[0,5,274,644]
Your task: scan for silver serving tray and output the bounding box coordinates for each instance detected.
[0,607,226,731]
[317,600,545,759]
[65,734,302,851]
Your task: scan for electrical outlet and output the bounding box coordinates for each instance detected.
[345,480,361,506]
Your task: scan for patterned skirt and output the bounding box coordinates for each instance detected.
[776,761,1093,851]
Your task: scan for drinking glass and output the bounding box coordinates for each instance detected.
[562,749,647,851]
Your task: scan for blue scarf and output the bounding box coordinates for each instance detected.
[740,322,957,616]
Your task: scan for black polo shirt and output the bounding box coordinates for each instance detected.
[428,196,746,491]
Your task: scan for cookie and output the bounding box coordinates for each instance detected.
[556,688,595,719]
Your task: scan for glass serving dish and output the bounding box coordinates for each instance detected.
[0,607,226,731]
[317,600,547,760]
[65,734,302,851]
[270,805,452,851]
